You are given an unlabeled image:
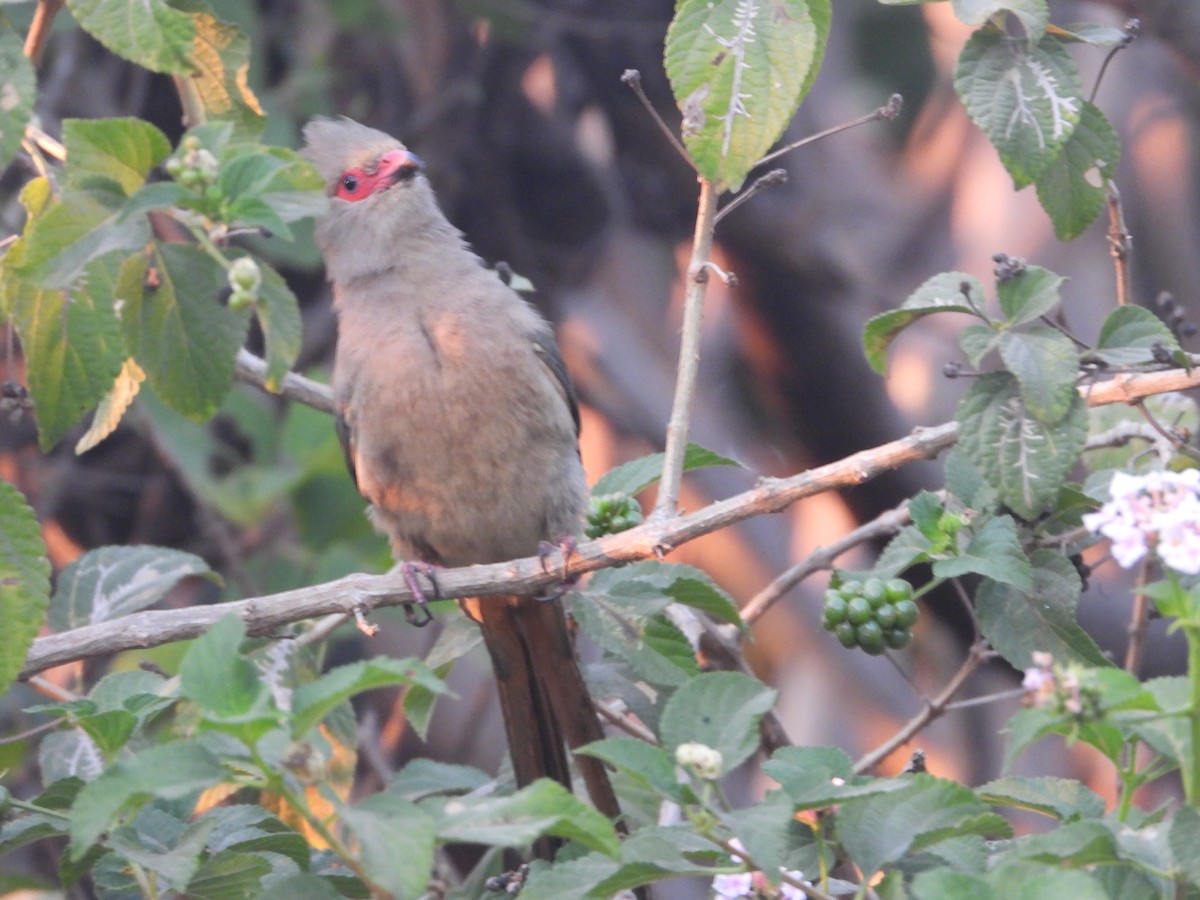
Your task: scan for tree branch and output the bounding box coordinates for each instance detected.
[234,348,336,415]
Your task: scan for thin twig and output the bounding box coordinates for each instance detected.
[620,69,696,172]
[853,643,995,774]
[943,687,1025,711]
[0,718,62,745]
[1132,399,1200,463]
[742,501,913,625]
[22,0,65,66]
[595,699,658,743]
[655,178,719,517]
[714,168,787,225]
[1089,19,1140,105]
[1106,182,1132,307]
[234,348,336,415]
[1124,561,1151,675]
[755,94,902,168]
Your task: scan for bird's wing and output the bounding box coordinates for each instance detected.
[529,327,581,438]
[335,404,359,490]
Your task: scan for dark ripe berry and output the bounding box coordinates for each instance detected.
[874,603,898,629]
[857,621,886,655]
[885,578,912,603]
[862,578,888,609]
[846,596,873,626]
[894,599,920,629]
[834,622,858,648]
[884,628,913,650]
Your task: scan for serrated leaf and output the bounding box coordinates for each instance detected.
[0,479,50,686]
[69,740,227,856]
[340,794,435,900]
[665,0,827,190]
[178,6,265,137]
[996,264,1064,326]
[864,272,985,374]
[872,525,934,578]
[1093,305,1180,366]
[39,730,105,783]
[951,0,1048,37]
[1008,820,1117,866]
[292,657,446,737]
[956,372,1087,519]
[591,443,741,497]
[122,243,251,420]
[76,358,146,454]
[960,323,1000,367]
[835,775,1011,878]
[573,597,697,688]
[252,259,301,391]
[997,326,1078,424]
[578,737,687,803]
[977,775,1105,821]
[659,671,776,772]
[986,859,1107,898]
[180,615,275,728]
[63,118,171,195]
[204,805,311,869]
[588,560,741,626]
[976,548,1108,668]
[908,491,944,540]
[386,759,491,802]
[955,29,1083,188]
[727,789,813,878]
[185,850,272,900]
[436,778,620,857]
[914,869,993,900]
[108,815,216,890]
[934,515,1033,591]
[1035,101,1120,240]
[50,545,216,631]
[218,146,326,227]
[67,0,194,73]
[0,29,35,168]
[1169,805,1200,886]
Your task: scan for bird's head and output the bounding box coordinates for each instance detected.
[302,117,453,283]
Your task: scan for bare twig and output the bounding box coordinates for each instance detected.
[755,94,902,169]
[714,168,788,225]
[1089,19,1140,104]
[620,69,696,172]
[595,699,658,743]
[853,642,996,775]
[23,0,65,66]
[742,501,913,625]
[234,348,336,415]
[1132,399,1200,463]
[21,364,1200,679]
[655,178,720,517]
[1124,561,1151,675]
[1106,182,1133,307]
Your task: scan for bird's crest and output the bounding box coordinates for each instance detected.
[301,117,406,187]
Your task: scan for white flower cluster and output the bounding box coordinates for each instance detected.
[712,840,807,899]
[1083,469,1200,575]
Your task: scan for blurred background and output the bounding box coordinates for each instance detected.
[3,0,1200,884]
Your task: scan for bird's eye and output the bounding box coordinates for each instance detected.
[341,175,359,194]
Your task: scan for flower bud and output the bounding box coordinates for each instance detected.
[675,741,723,780]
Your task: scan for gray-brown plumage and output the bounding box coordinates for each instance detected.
[302,118,620,848]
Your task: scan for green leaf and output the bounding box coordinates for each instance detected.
[1008,820,1117,866]
[0,29,35,168]
[727,789,813,879]
[204,805,311,869]
[996,327,1078,424]
[1093,305,1180,366]
[50,545,216,631]
[959,323,1000,368]
[1035,101,1120,240]
[340,793,435,900]
[573,595,698,688]
[177,5,265,137]
[63,118,171,195]
[975,548,1108,668]
[291,657,446,737]
[179,614,275,725]
[122,243,251,420]
[108,815,216,890]
[976,775,1105,821]
[435,778,620,857]
[1169,805,1200,886]
[578,737,688,803]
[386,759,491,802]
[184,851,272,900]
[956,372,1087,519]
[68,740,227,856]
[665,0,828,190]
[955,29,1083,188]
[951,0,1048,37]
[933,515,1034,592]
[863,272,985,374]
[764,746,913,809]
[251,259,302,391]
[591,443,741,497]
[0,479,50,686]
[659,671,776,772]
[835,775,1010,878]
[914,869,994,900]
[588,560,741,626]
[985,859,1107,898]
[908,491,944,540]
[995,264,1064,326]
[66,0,194,73]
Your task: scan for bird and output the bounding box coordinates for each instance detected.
[301,117,622,850]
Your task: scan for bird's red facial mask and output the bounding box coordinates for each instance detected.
[334,149,424,202]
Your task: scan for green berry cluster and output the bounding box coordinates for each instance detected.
[586,492,644,538]
[822,577,918,655]
[165,135,219,191]
[226,256,262,311]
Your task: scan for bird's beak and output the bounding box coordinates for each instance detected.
[377,149,424,185]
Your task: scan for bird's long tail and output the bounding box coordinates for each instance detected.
[463,594,622,857]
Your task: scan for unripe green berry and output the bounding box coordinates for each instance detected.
[884,628,913,650]
[885,578,912,603]
[822,591,847,628]
[839,579,863,599]
[834,622,857,648]
[846,596,873,626]
[856,620,886,655]
[874,603,898,629]
[229,256,262,293]
[227,289,255,311]
[894,599,919,629]
[862,578,887,609]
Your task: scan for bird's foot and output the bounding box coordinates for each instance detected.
[392,561,440,627]
[537,536,579,602]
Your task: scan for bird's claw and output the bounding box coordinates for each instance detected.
[537,536,579,602]
[397,561,440,627]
